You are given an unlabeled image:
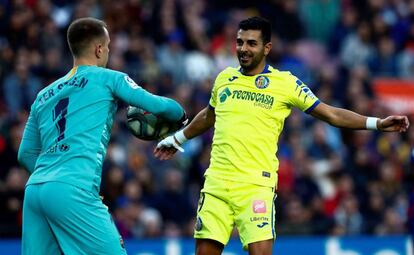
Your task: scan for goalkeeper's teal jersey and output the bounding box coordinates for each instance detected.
[19,65,184,194]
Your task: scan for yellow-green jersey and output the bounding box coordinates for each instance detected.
[207,65,320,188]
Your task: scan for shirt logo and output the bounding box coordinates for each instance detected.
[255,75,269,89]
[219,87,232,103]
[231,89,274,109]
[124,76,141,89]
[59,143,70,152]
[253,200,267,213]
[228,76,238,82]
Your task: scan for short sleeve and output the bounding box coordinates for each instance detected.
[284,73,320,114]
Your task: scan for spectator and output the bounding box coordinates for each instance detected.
[3,60,41,115]
[0,0,411,240]
[340,21,374,70]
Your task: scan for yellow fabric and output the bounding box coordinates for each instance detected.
[65,66,78,80]
[194,176,276,249]
[207,65,320,188]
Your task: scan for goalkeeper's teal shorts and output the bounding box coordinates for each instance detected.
[22,182,126,255]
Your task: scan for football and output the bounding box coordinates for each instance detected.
[126,106,184,141]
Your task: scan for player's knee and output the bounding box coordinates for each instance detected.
[248,239,273,255]
[195,239,223,255]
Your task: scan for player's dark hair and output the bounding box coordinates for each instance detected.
[67,17,107,57]
[239,16,271,44]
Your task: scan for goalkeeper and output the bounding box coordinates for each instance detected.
[18,17,186,255]
[154,16,409,255]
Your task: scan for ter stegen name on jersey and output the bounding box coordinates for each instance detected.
[38,76,89,154]
[37,76,88,105]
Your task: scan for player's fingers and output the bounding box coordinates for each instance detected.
[167,148,177,157]
[159,148,173,159]
[395,116,409,126]
[154,150,164,159]
[155,147,172,159]
[163,151,175,160]
[154,146,161,154]
[397,117,409,132]
[159,151,168,160]
[401,122,408,132]
[403,116,410,128]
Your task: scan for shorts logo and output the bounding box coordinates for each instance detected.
[255,75,269,89]
[195,216,203,231]
[124,76,141,89]
[262,171,270,178]
[257,222,269,228]
[197,193,205,212]
[253,200,266,213]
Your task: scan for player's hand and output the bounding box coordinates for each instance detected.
[153,135,183,160]
[378,116,410,132]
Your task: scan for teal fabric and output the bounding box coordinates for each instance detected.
[299,0,340,43]
[22,182,127,255]
[18,65,184,194]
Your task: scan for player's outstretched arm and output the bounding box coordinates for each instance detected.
[154,106,215,160]
[310,102,409,132]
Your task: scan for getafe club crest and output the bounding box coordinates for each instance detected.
[255,75,269,89]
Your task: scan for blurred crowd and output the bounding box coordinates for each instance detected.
[0,0,414,240]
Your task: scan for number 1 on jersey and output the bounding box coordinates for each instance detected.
[53,98,69,142]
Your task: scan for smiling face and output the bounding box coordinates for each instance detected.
[236,29,272,75]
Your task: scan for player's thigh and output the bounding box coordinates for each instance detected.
[248,239,274,255]
[39,182,126,255]
[195,238,224,255]
[232,183,276,250]
[22,184,62,255]
[194,177,234,246]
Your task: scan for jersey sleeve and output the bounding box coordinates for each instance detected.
[209,70,226,109]
[18,103,41,173]
[111,73,185,122]
[284,73,320,114]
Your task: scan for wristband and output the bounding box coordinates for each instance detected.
[366,117,379,130]
[174,129,188,144]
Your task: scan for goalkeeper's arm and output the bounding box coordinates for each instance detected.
[154,106,215,159]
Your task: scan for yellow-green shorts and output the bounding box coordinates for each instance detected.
[194,176,276,250]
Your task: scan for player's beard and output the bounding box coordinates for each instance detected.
[238,50,265,74]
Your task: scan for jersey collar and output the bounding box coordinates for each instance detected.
[238,64,272,75]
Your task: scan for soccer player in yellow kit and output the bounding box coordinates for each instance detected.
[154,17,409,255]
